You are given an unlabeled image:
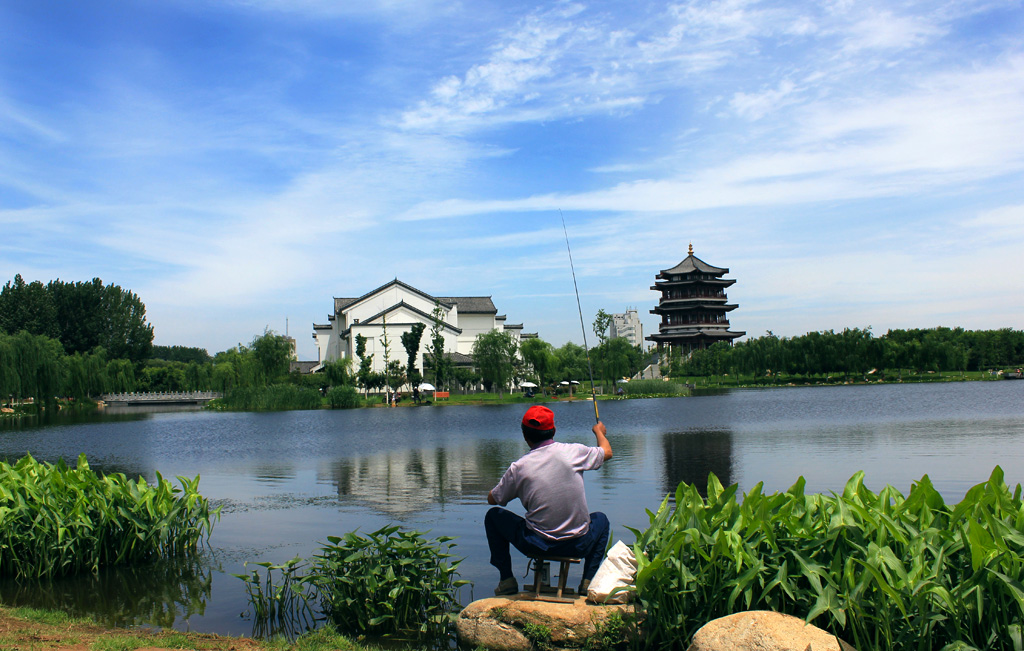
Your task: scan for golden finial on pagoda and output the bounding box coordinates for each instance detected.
[688,242,693,256]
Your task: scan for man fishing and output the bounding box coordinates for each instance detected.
[485,405,612,596]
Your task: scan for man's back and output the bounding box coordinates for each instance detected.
[493,441,604,541]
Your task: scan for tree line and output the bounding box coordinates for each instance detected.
[671,326,1024,381]
[0,275,156,408]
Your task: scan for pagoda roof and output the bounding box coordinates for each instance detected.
[647,328,746,341]
[651,302,739,313]
[657,245,729,277]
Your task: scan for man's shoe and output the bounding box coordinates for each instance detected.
[578,579,591,597]
[494,577,518,596]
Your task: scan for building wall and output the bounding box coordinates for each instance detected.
[611,309,644,348]
[313,281,524,378]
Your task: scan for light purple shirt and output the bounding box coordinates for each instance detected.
[490,441,605,541]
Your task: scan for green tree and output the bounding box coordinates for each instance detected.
[593,309,612,346]
[472,329,519,398]
[0,275,58,338]
[7,330,65,408]
[355,334,375,397]
[401,323,426,388]
[520,338,558,388]
[106,358,137,393]
[553,342,588,384]
[426,302,451,390]
[250,329,292,384]
[151,345,211,364]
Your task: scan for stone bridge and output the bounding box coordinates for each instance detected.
[100,391,222,406]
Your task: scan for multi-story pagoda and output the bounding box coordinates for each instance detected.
[647,244,745,354]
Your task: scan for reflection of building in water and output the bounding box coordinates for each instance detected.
[322,442,519,518]
[660,429,734,497]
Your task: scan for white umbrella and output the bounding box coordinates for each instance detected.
[520,381,538,388]
[570,380,580,385]
[560,381,570,385]
[418,382,436,391]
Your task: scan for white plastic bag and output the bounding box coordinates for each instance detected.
[587,540,637,603]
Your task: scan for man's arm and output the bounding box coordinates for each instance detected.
[593,421,612,460]
[487,490,498,505]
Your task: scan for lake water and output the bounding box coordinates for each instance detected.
[1,380,1023,636]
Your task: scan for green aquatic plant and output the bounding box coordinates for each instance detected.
[630,467,1024,650]
[309,525,469,642]
[234,557,315,640]
[0,453,219,580]
[235,525,469,645]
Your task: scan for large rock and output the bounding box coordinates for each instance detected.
[686,611,855,651]
[457,596,636,651]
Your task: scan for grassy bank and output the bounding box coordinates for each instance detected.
[0,606,389,651]
[673,368,1003,389]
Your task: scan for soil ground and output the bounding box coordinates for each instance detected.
[0,607,265,651]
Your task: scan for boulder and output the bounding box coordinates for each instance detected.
[686,611,855,651]
[456,596,636,651]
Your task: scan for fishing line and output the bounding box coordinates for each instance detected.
[560,210,600,423]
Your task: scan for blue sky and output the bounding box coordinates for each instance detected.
[2,0,1023,360]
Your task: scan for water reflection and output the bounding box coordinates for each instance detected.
[660,428,734,496]
[323,440,516,518]
[0,555,212,629]
[0,381,1022,637]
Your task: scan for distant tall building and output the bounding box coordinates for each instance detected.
[647,244,745,354]
[610,308,644,348]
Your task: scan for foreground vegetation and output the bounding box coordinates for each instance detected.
[0,454,218,580]
[235,526,468,645]
[631,467,1024,650]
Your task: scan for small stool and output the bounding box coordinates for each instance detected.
[526,556,581,603]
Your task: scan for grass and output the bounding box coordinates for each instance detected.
[672,369,1000,389]
[0,607,395,651]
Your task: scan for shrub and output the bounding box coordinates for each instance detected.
[221,384,322,411]
[0,454,218,579]
[620,379,686,396]
[630,468,1024,650]
[326,385,361,409]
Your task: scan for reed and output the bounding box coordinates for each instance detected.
[629,468,1024,650]
[619,379,686,396]
[0,453,219,580]
[219,384,323,411]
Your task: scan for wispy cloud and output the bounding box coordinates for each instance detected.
[2,0,1022,355]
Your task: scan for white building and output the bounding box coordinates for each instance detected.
[610,308,644,348]
[312,279,526,374]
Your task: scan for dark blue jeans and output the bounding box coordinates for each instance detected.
[485,507,610,581]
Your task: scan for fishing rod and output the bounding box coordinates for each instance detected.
[560,210,600,423]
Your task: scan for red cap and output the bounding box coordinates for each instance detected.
[522,405,555,431]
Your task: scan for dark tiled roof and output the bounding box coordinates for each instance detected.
[438,296,497,314]
[289,361,320,374]
[339,300,462,339]
[334,279,455,315]
[659,254,728,277]
[450,351,475,365]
